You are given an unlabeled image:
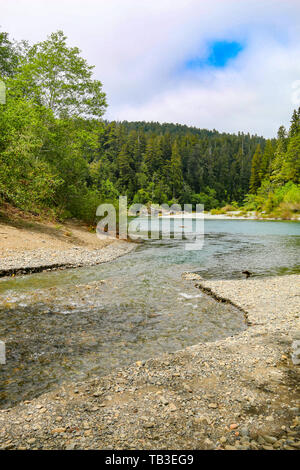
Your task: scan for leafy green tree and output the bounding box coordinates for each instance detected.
[0,30,19,77]
[12,30,107,118]
[0,94,62,210]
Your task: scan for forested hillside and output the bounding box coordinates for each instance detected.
[96,121,265,209]
[0,29,299,222]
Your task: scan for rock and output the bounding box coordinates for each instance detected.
[262,445,273,450]
[240,427,249,437]
[263,435,277,444]
[225,445,236,450]
[229,423,239,430]
[208,403,218,409]
[257,435,265,445]
[291,339,300,365]
[51,428,66,434]
[168,403,177,412]
[203,438,214,449]
[143,422,155,429]
[290,442,300,449]
[181,272,203,281]
[160,396,169,405]
[194,416,211,425]
[65,443,76,450]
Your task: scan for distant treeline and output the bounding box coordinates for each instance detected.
[0,29,299,222]
[97,120,266,209]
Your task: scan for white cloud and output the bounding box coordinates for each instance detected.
[1,0,300,136]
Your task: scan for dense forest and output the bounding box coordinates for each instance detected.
[0,29,299,222]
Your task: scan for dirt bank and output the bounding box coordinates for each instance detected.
[0,213,135,277]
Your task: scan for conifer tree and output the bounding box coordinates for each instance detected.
[170,141,183,199]
[290,108,300,138]
[249,144,263,193]
[260,140,274,181]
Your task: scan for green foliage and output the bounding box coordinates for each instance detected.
[96,121,265,210]
[244,108,300,218]
[280,133,300,183]
[0,30,20,77]
[12,31,107,118]
[283,182,300,204]
[0,92,62,211]
[249,144,263,193]
[0,29,107,222]
[1,27,297,223]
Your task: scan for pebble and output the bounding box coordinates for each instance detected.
[0,274,299,450]
[263,435,277,444]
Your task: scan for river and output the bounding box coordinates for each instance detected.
[0,219,299,408]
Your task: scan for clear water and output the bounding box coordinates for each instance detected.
[0,219,299,408]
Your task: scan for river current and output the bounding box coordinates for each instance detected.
[0,219,299,407]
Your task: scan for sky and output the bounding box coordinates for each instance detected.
[1,0,300,137]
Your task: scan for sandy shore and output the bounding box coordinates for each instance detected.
[160,211,300,221]
[0,274,299,450]
[0,218,135,277]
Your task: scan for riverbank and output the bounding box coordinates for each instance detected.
[0,274,299,450]
[160,211,300,221]
[205,210,300,221]
[0,215,136,277]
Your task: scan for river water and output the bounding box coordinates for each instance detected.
[0,219,299,407]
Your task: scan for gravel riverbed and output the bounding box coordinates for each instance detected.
[0,241,136,277]
[0,274,299,450]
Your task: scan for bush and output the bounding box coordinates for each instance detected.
[242,182,300,217]
[221,204,236,212]
[211,208,226,215]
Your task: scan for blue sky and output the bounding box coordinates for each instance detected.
[1,0,300,137]
[186,41,244,69]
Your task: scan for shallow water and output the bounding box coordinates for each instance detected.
[0,219,299,408]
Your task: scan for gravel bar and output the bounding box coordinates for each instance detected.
[0,275,299,450]
[0,241,136,278]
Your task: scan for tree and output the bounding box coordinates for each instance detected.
[260,140,274,181]
[271,126,287,183]
[280,134,300,184]
[116,144,135,198]
[290,108,300,138]
[11,30,107,118]
[0,94,62,210]
[249,144,263,193]
[143,136,163,175]
[0,30,19,77]
[169,141,183,199]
